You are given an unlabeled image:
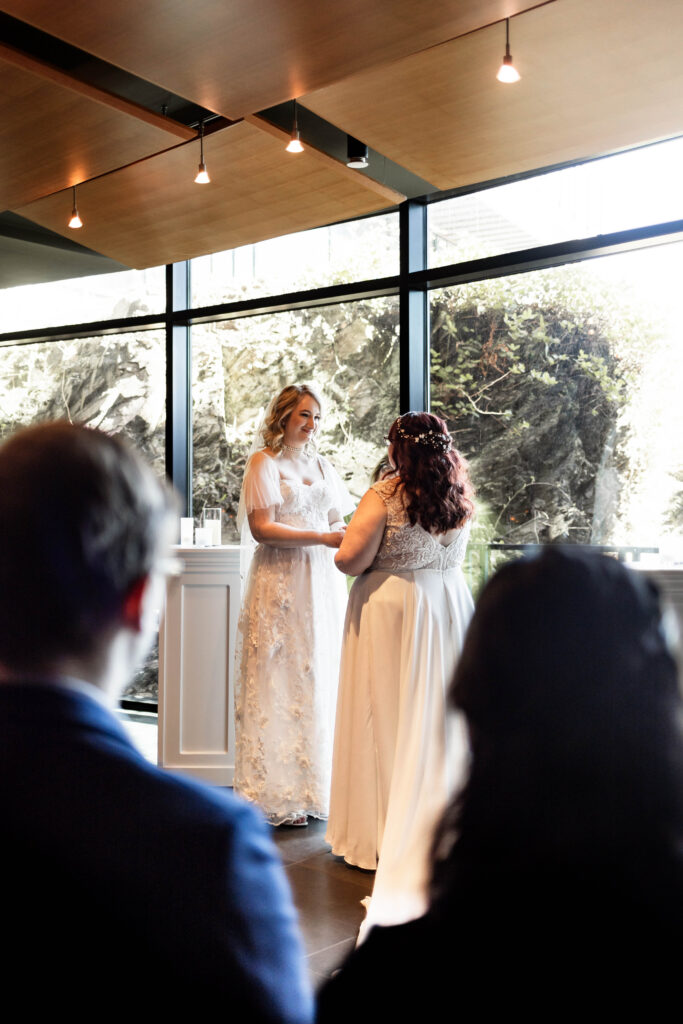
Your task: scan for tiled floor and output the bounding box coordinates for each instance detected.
[119,711,373,987]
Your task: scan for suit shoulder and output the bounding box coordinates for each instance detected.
[135,756,266,831]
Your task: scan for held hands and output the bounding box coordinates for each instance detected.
[322,527,346,549]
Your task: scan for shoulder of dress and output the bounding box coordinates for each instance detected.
[317,453,345,476]
[247,448,278,471]
[371,478,403,505]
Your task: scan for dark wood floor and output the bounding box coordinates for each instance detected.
[271,818,374,987]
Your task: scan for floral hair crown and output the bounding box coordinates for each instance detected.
[394,417,453,452]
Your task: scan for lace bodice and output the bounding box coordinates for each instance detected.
[277,477,337,531]
[371,478,470,571]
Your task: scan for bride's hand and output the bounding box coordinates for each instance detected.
[322,530,346,549]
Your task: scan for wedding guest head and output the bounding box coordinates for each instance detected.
[261,383,323,451]
[0,420,177,687]
[431,546,683,901]
[385,411,474,530]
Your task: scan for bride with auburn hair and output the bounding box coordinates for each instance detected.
[233,384,354,826]
[327,411,474,934]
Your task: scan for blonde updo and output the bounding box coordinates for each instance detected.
[261,384,323,452]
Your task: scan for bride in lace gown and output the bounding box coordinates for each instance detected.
[234,385,353,826]
[327,412,474,934]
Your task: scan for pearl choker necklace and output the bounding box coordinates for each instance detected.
[282,443,306,453]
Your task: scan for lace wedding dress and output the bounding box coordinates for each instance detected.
[233,451,353,824]
[326,477,473,935]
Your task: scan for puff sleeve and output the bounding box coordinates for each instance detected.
[241,452,282,515]
[320,456,356,520]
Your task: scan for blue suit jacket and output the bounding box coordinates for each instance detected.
[0,682,313,1021]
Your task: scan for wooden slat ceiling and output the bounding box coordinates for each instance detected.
[0,0,546,119]
[14,119,405,270]
[302,0,683,191]
[0,48,193,210]
[4,0,682,278]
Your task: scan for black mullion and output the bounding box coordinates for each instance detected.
[170,276,400,326]
[0,313,165,347]
[165,262,192,514]
[399,199,429,412]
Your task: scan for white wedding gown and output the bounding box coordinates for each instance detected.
[233,451,353,824]
[326,477,473,935]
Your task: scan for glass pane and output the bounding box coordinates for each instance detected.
[429,136,683,268]
[192,297,400,537]
[0,266,165,334]
[0,330,166,474]
[430,244,683,593]
[191,213,399,306]
[0,329,166,702]
[123,637,160,707]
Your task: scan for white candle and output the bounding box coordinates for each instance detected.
[179,517,194,546]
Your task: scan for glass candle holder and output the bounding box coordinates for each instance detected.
[194,526,211,547]
[203,507,222,546]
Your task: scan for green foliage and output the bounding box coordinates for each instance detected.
[430,263,654,565]
[0,333,165,474]
[664,469,683,530]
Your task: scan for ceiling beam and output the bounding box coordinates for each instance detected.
[0,39,195,140]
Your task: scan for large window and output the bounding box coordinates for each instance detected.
[430,244,683,596]
[0,267,165,334]
[192,212,399,307]
[428,137,683,267]
[425,135,683,594]
[3,133,683,693]
[192,296,400,536]
[0,328,166,703]
[0,330,166,474]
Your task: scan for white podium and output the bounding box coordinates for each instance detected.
[158,545,242,786]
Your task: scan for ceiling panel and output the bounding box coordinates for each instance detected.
[14,119,404,269]
[0,0,546,119]
[302,0,683,191]
[0,52,192,210]
[0,224,125,288]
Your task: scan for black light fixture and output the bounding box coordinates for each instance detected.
[346,136,369,169]
[497,18,521,83]
[68,184,83,229]
[194,121,210,183]
[286,100,304,153]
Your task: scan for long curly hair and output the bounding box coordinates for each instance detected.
[261,384,322,452]
[429,547,683,910]
[387,412,473,532]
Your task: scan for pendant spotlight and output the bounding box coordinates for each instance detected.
[194,121,211,183]
[286,100,304,153]
[68,185,83,229]
[497,18,521,83]
[346,136,369,169]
